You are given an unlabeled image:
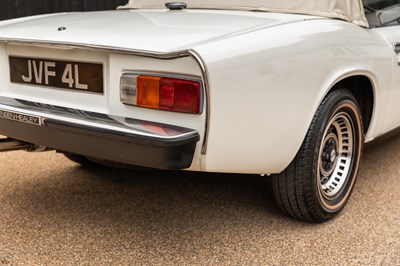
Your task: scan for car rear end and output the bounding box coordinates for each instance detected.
[0,39,207,170]
[0,8,317,172]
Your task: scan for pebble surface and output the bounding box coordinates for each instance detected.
[0,135,399,265]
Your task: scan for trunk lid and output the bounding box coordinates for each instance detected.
[0,9,313,53]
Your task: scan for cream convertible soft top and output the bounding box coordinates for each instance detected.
[120,0,368,27]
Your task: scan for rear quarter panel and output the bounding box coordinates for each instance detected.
[194,19,394,174]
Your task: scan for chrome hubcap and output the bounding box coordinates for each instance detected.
[318,113,354,199]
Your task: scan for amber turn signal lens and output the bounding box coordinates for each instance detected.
[137,76,161,108]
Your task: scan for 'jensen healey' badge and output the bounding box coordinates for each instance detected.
[0,109,42,126]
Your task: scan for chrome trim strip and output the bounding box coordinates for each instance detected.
[0,38,191,59]
[189,49,210,154]
[0,98,198,141]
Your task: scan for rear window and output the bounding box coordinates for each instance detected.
[364,0,400,10]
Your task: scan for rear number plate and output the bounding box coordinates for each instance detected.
[9,56,103,93]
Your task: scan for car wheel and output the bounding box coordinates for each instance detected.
[272,88,363,223]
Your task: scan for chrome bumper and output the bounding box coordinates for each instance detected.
[0,97,200,169]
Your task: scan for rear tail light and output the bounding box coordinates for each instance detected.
[120,74,202,114]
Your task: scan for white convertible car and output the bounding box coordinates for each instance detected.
[0,0,398,222]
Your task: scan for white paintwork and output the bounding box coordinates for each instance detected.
[0,9,399,174]
[0,10,314,53]
[195,19,393,173]
[371,26,400,133]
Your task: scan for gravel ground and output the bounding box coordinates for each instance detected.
[0,135,399,265]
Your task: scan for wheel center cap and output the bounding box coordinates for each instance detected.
[330,149,337,162]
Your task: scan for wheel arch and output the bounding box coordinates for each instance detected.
[322,72,377,136]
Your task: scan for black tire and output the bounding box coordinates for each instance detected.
[272,88,364,223]
[63,152,95,166]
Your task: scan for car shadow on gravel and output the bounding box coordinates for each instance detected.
[1,134,400,265]
[7,132,400,238]
[7,160,290,234]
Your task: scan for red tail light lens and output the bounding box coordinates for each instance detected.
[159,78,201,114]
